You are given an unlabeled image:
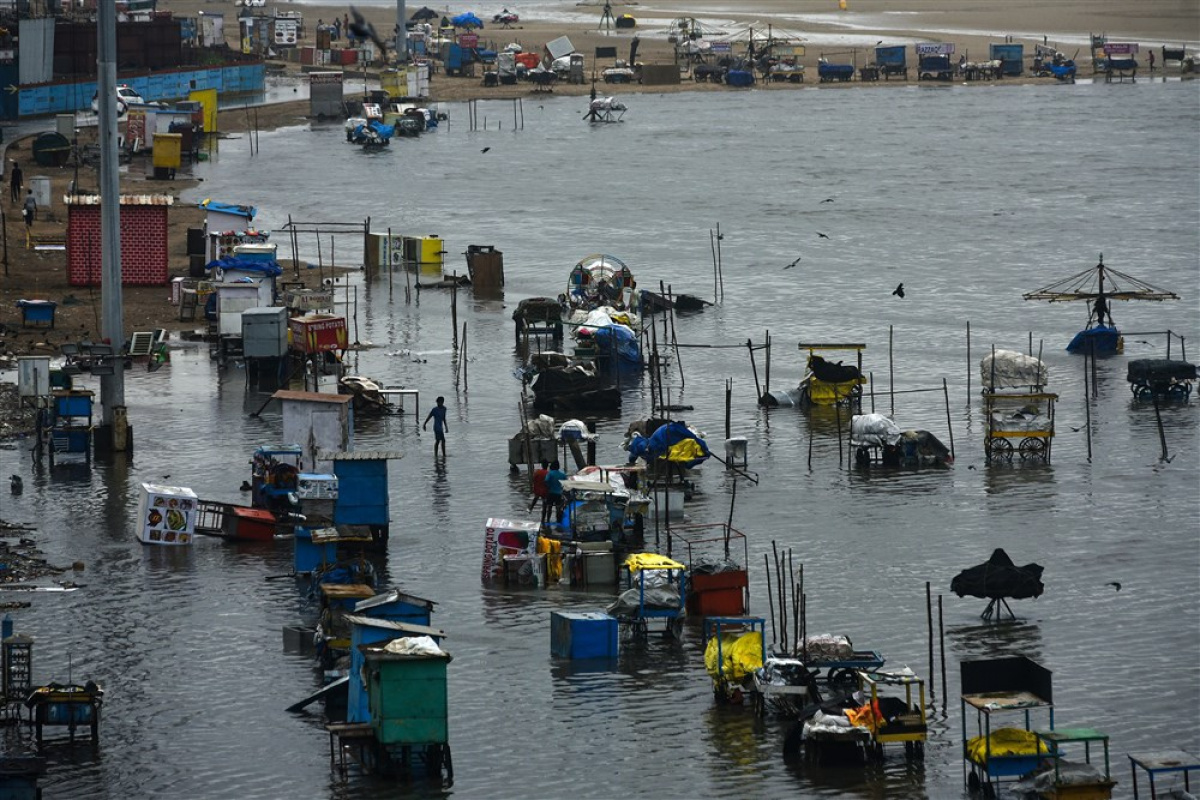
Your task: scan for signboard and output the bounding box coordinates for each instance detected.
[710,41,733,54]
[459,33,478,48]
[289,315,348,353]
[1104,42,1138,55]
[136,483,198,546]
[309,71,343,85]
[916,42,955,55]
[126,108,146,147]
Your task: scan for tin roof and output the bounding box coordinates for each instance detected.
[353,588,436,611]
[271,390,353,405]
[65,194,175,206]
[317,450,403,460]
[342,615,447,638]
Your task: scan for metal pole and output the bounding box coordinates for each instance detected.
[938,594,947,706]
[98,0,126,433]
[943,378,955,459]
[889,324,895,416]
[925,581,935,700]
[396,0,408,62]
[1083,347,1093,461]
[966,321,971,402]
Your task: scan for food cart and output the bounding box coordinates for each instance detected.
[962,656,1055,797]
[607,553,687,640]
[859,669,927,759]
[135,483,198,546]
[981,349,1056,462]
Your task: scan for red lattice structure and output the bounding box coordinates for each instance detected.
[66,195,174,287]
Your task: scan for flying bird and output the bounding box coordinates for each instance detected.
[967,465,977,470]
[820,198,834,203]
[816,232,830,239]
[481,147,491,153]
[1069,425,1084,432]
[784,256,802,269]
[348,6,389,64]
[892,283,905,299]
[876,40,884,45]
[1106,582,1122,591]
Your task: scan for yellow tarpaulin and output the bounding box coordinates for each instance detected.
[666,438,706,463]
[536,536,562,583]
[845,701,886,733]
[966,727,1048,764]
[624,553,685,572]
[704,631,764,682]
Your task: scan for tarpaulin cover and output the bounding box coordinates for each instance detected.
[966,727,1048,765]
[1066,325,1121,354]
[206,256,283,277]
[704,631,764,682]
[606,585,680,616]
[198,199,256,219]
[1127,358,1197,383]
[851,413,902,447]
[981,349,1049,389]
[951,548,1044,600]
[382,635,445,656]
[450,12,483,28]
[626,421,711,467]
[624,553,685,572]
[592,323,639,364]
[530,365,605,399]
[845,701,886,733]
[809,354,862,384]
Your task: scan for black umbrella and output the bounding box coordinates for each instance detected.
[410,6,438,22]
[951,548,1044,621]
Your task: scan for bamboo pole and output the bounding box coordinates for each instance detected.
[926,581,935,700]
[966,321,972,402]
[716,222,724,303]
[764,552,776,647]
[1153,392,1169,461]
[462,322,468,391]
[1084,347,1093,461]
[943,378,955,459]
[711,229,719,304]
[938,594,947,706]
[764,330,771,397]
[387,226,393,300]
[889,324,895,416]
[748,339,761,401]
[725,378,732,440]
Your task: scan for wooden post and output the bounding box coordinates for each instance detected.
[315,226,323,283]
[1083,347,1093,461]
[387,226,394,300]
[764,330,771,397]
[288,214,299,279]
[966,321,971,402]
[889,324,895,416]
[725,378,732,440]
[834,393,844,467]
[869,371,875,413]
[711,228,719,305]
[764,552,776,647]
[943,378,955,459]
[716,222,724,303]
[669,285,684,388]
[451,275,459,352]
[938,594,947,705]
[807,411,813,470]
[748,339,761,401]
[925,581,935,700]
[1153,392,1169,461]
[462,322,468,391]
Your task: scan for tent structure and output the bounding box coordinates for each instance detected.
[450,12,484,29]
[410,6,439,22]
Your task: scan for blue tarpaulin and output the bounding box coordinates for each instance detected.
[205,256,283,277]
[627,421,711,468]
[451,12,483,28]
[1067,325,1121,354]
[198,199,257,220]
[592,324,639,365]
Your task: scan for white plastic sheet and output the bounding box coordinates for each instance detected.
[981,349,1049,389]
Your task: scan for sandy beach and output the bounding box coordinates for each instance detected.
[0,0,1195,370]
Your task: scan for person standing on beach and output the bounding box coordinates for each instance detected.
[22,189,36,230]
[1148,50,1155,71]
[423,395,449,458]
[9,161,21,203]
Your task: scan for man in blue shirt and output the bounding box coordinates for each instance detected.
[545,460,567,524]
[423,395,449,458]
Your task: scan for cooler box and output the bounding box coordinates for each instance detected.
[365,650,451,745]
[230,506,277,541]
[551,611,618,659]
[232,243,278,262]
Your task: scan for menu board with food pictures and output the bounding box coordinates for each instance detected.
[136,483,199,546]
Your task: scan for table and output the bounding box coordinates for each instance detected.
[1128,750,1198,799]
[1036,727,1115,797]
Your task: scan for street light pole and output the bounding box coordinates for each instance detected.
[98,0,129,451]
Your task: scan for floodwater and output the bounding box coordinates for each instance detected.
[2,79,1198,799]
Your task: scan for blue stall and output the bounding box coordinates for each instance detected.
[989,43,1025,75]
[344,613,446,723]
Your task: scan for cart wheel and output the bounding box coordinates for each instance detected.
[1019,437,1047,460]
[988,438,1013,460]
[968,770,980,792]
[829,668,857,686]
[1134,382,1155,400]
[1169,382,1191,399]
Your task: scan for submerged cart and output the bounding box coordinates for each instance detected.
[962,656,1055,798]
[1127,358,1196,400]
[607,553,687,640]
[981,349,1056,462]
[859,670,927,759]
